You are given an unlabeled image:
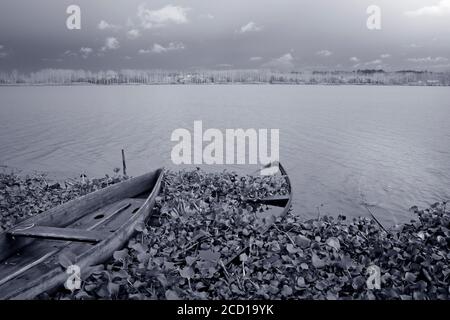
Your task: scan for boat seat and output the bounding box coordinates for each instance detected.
[8,226,109,243]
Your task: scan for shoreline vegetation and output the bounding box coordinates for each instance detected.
[0,170,449,300]
[1,69,450,86]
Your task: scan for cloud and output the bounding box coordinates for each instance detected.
[200,13,214,20]
[217,63,233,68]
[62,50,77,57]
[138,49,151,54]
[405,0,450,17]
[139,42,185,54]
[407,56,448,63]
[80,47,93,59]
[101,37,120,51]
[137,4,189,29]
[263,53,295,70]
[41,58,63,62]
[250,56,263,61]
[316,50,332,57]
[425,63,450,70]
[238,21,263,33]
[380,53,391,59]
[352,59,384,68]
[364,59,382,66]
[127,29,141,40]
[98,20,121,31]
[126,18,135,28]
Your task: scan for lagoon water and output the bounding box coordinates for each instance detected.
[1,85,449,225]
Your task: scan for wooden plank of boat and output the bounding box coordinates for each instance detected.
[225,163,292,266]
[8,226,110,243]
[0,168,164,299]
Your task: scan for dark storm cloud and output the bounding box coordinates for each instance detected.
[0,0,449,72]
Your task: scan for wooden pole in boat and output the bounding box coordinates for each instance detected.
[121,149,127,176]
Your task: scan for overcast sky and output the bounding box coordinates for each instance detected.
[0,0,450,72]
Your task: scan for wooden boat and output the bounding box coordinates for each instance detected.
[0,168,164,299]
[246,162,292,221]
[226,162,292,265]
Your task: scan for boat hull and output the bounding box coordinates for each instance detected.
[0,168,164,299]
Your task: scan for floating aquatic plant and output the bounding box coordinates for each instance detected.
[1,169,448,300]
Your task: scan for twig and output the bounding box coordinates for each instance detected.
[219,259,231,284]
[272,223,295,246]
[364,205,389,234]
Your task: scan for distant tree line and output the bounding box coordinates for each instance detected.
[0,68,449,86]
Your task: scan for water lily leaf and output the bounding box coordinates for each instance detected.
[179,266,194,279]
[111,270,128,281]
[286,243,297,254]
[315,281,327,291]
[165,289,180,300]
[130,242,146,254]
[326,237,340,251]
[300,263,309,270]
[185,255,197,266]
[295,235,311,248]
[297,277,306,287]
[113,249,128,262]
[137,252,150,264]
[107,282,120,297]
[281,285,293,297]
[199,249,221,263]
[133,280,145,289]
[270,241,281,252]
[405,272,417,283]
[84,283,98,292]
[164,261,175,270]
[74,291,92,300]
[312,253,326,269]
[157,274,168,287]
[352,276,366,290]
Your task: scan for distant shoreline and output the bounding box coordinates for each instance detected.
[1,69,449,87]
[1,82,449,87]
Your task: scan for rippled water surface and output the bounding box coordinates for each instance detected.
[1,85,449,225]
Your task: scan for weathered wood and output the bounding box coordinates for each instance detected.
[225,163,292,266]
[0,197,146,291]
[0,170,158,262]
[246,194,290,207]
[0,251,56,288]
[0,168,164,299]
[122,149,127,176]
[8,226,110,243]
